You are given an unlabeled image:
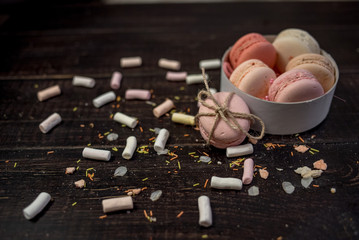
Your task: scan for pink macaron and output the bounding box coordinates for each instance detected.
[285,53,336,93]
[268,69,324,102]
[223,61,234,79]
[230,59,277,99]
[198,92,251,149]
[229,33,277,69]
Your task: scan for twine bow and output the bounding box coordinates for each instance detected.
[195,68,265,144]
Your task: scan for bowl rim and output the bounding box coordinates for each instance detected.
[221,45,339,106]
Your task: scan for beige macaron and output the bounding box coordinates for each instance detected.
[273,28,321,73]
[230,59,276,99]
[286,53,336,92]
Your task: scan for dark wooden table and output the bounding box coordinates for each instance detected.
[1,1,359,239]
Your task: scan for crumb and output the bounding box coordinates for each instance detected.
[65,167,76,174]
[248,138,258,145]
[294,166,311,176]
[330,188,336,194]
[295,166,322,178]
[127,188,142,196]
[132,188,142,195]
[294,145,309,153]
[308,170,323,178]
[259,169,269,179]
[313,159,327,170]
[74,179,86,188]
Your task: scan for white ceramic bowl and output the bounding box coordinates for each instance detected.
[220,36,339,135]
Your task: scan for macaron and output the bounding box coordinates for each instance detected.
[223,61,234,79]
[268,69,324,102]
[229,33,277,69]
[198,92,250,149]
[230,59,277,99]
[286,53,336,92]
[273,28,321,73]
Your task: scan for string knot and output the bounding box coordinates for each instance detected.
[195,68,265,145]
[215,106,226,114]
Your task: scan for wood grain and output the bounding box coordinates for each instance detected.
[0,1,359,240]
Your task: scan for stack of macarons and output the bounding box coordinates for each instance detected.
[224,28,336,103]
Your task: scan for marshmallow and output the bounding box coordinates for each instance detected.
[113,112,138,129]
[93,91,116,108]
[23,192,51,220]
[39,113,62,134]
[82,147,111,161]
[198,196,212,227]
[37,85,61,102]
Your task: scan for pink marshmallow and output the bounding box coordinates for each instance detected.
[242,158,254,185]
[153,99,175,118]
[165,71,187,81]
[125,89,151,100]
[110,71,122,90]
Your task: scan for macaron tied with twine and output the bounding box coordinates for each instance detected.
[196,69,265,149]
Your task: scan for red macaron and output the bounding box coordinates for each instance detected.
[229,33,277,70]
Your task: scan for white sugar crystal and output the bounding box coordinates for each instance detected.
[114,166,127,177]
[107,133,119,141]
[301,177,313,188]
[248,186,259,196]
[282,182,295,194]
[199,156,211,163]
[150,190,163,202]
